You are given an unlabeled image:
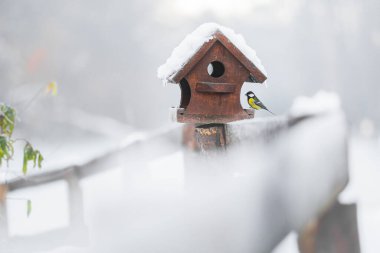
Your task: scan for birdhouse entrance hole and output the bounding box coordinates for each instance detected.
[207,61,225,78]
[179,78,191,108]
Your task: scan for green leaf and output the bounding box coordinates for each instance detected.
[0,104,16,137]
[0,137,6,162]
[37,152,44,168]
[23,143,33,174]
[22,143,43,174]
[27,199,32,217]
[0,103,44,175]
[0,147,3,166]
[0,135,13,166]
[0,136,8,155]
[22,156,28,174]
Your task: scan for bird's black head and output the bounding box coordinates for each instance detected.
[245,91,255,98]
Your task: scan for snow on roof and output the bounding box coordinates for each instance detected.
[157,23,267,86]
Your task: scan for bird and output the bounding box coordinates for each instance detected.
[245,91,275,115]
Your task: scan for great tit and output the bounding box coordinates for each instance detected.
[245,91,275,115]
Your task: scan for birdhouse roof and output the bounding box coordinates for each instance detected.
[157,23,267,86]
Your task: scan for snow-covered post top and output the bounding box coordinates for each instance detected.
[157,23,268,124]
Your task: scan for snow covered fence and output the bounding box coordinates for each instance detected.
[179,92,356,253]
[0,126,183,251]
[0,92,357,252]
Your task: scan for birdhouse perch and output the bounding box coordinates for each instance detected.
[158,23,267,124]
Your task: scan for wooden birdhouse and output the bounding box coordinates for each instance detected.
[158,23,267,124]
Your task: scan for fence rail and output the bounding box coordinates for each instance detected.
[0,112,358,253]
[3,125,182,192]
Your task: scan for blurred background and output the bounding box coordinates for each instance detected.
[0,0,379,252]
[1,0,379,131]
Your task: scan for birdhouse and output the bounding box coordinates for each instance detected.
[158,23,267,124]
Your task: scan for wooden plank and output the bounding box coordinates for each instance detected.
[5,126,182,192]
[298,202,361,253]
[244,109,255,115]
[0,184,8,239]
[176,112,255,124]
[0,184,7,201]
[195,82,236,93]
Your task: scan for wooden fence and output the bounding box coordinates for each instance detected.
[0,112,360,253]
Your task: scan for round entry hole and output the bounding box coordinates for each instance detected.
[207,61,225,78]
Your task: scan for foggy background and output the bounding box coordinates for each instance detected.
[0,0,379,132]
[1,0,380,253]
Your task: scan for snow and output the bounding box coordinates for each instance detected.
[289,91,341,117]
[7,110,380,252]
[340,137,380,253]
[157,23,267,86]
[272,232,299,253]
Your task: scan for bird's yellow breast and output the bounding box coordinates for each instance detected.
[248,97,261,110]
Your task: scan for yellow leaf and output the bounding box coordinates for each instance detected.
[46,81,58,96]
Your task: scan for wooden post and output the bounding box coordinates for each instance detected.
[298,201,361,253]
[183,124,227,191]
[0,184,8,239]
[66,170,84,227]
[194,124,227,153]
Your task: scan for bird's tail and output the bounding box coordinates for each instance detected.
[265,109,276,115]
